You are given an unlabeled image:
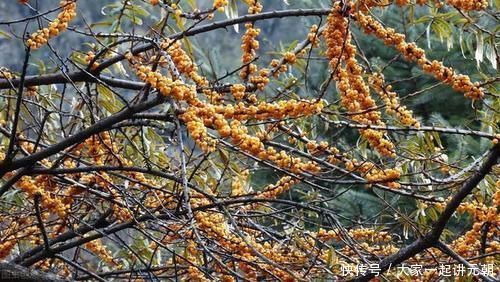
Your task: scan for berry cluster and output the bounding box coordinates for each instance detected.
[213,0,229,12]
[324,3,395,157]
[306,140,330,155]
[0,221,41,260]
[249,68,270,91]
[239,23,261,80]
[239,1,263,82]
[111,193,134,222]
[317,228,392,243]
[369,73,420,127]
[256,176,298,200]
[27,0,77,49]
[213,99,324,121]
[431,189,499,265]
[345,159,401,188]
[160,40,221,102]
[282,124,401,187]
[180,98,324,160]
[183,111,218,152]
[229,83,246,100]
[231,169,249,196]
[358,0,449,10]
[17,175,69,218]
[0,236,16,259]
[217,231,306,280]
[85,239,115,265]
[270,59,287,77]
[246,1,263,14]
[308,24,320,48]
[446,0,488,10]
[84,51,100,70]
[283,51,297,65]
[449,190,499,260]
[356,11,484,100]
[183,107,322,176]
[183,240,210,281]
[195,209,228,238]
[0,67,15,80]
[126,53,199,103]
[160,40,207,87]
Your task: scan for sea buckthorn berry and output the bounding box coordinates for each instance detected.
[85,239,115,265]
[255,176,299,201]
[159,39,219,101]
[324,4,395,157]
[0,67,15,80]
[26,86,38,97]
[247,1,263,14]
[492,134,499,145]
[356,11,484,100]
[369,73,420,127]
[27,0,77,49]
[230,84,246,100]
[0,239,16,259]
[84,51,99,70]
[213,0,228,12]
[395,0,411,5]
[283,52,297,65]
[308,24,320,47]
[446,0,488,11]
[240,23,261,80]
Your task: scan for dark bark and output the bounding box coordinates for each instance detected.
[352,144,499,281]
[0,262,67,282]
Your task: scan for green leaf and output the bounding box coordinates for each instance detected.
[70,51,87,66]
[326,246,336,268]
[124,12,143,25]
[90,20,113,28]
[128,5,150,17]
[97,84,124,113]
[413,15,431,25]
[0,29,11,39]
[225,0,239,33]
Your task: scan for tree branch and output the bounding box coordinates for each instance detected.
[0,96,164,183]
[5,47,30,159]
[352,144,499,281]
[322,119,497,140]
[0,262,67,282]
[435,241,496,282]
[0,9,330,90]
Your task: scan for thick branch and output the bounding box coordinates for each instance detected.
[6,47,30,159]
[0,72,145,90]
[0,96,164,181]
[352,144,499,281]
[0,262,67,282]
[435,241,496,282]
